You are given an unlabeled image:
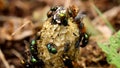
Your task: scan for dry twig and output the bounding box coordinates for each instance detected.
[11,19,32,36]
[11,49,23,61]
[0,49,10,68]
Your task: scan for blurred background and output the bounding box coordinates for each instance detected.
[0,0,120,68]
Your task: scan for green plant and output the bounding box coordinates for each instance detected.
[92,4,116,33]
[98,31,120,68]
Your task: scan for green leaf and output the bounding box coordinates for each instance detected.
[98,31,120,68]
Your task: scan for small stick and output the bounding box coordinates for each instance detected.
[11,49,23,61]
[0,49,10,68]
[11,20,32,36]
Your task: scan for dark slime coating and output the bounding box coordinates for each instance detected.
[62,54,73,68]
[64,42,70,52]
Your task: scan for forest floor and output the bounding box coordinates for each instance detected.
[0,0,120,68]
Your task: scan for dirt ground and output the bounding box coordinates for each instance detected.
[0,0,120,68]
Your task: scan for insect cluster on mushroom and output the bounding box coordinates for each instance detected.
[21,5,89,68]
